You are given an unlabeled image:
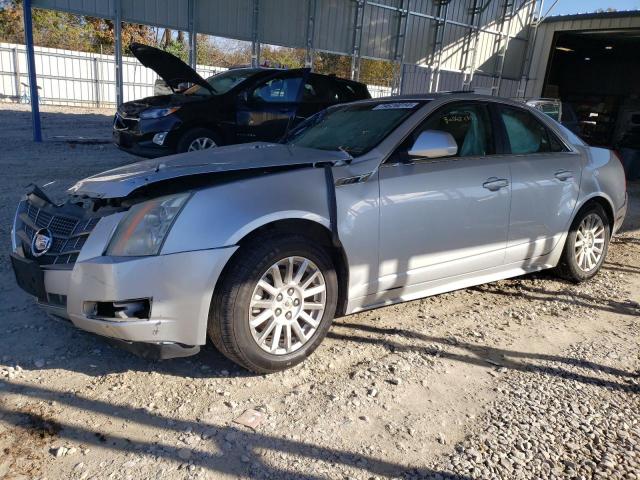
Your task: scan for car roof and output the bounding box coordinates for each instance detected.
[225,66,367,87]
[346,92,537,109]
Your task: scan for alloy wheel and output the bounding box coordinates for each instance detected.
[187,137,216,151]
[249,256,327,355]
[574,213,606,272]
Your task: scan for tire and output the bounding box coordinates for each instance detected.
[176,127,221,153]
[208,234,338,373]
[555,203,610,283]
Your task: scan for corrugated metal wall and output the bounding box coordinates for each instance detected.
[525,13,640,98]
[32,0,538,94]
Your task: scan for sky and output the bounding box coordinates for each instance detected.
[549,0,640,16]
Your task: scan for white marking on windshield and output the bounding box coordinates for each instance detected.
[372,102,419,110]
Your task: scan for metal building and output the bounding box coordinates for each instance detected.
[22,0,543,141]
[525,10,640,149]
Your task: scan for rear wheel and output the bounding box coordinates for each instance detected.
[556,203,610,282]
[208,234,338,373]
[176,127,220,153]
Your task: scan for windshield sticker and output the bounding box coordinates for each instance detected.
[373,102,419,110]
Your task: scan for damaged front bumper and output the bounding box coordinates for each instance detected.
[10,188,237,359]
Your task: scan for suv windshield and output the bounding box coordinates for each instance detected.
[286,101,423,156]
[184,68,262,96]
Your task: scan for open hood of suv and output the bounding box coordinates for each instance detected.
[129,42,212,92]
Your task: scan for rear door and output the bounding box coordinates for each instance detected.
[495,104,582,262]
[235,69,308,142]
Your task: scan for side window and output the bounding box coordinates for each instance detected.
[302,75,332,102]
[251,75,302,103]
[499,106,567,154]
[397,102,493,158]
[333,82,358,102]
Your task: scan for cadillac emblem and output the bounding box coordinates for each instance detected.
[31,228,53,257]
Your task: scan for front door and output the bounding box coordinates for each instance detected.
[378,101,512,292]
[495,104,582,263]
[235,69,308,143]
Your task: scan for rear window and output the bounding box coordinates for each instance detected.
[499,106,568,154]
[333,80,370,101]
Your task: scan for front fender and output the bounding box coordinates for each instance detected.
[161,167,332,254]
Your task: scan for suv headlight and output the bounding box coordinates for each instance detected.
[106,193,190,256]
[140,107,181,119]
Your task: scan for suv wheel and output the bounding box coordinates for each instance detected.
[556,203,610,282]
[208,234,338,373]
[177,128,220,153]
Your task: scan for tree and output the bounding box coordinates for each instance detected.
[0,0,156,54]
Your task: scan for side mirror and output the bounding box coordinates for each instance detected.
[238,90,249,103]
[408,130,458,159]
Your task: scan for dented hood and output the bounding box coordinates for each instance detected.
[69,143,351,199]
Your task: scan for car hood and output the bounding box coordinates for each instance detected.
[68,143,352,199]
[129,42,211,92]
[118,94,205,117]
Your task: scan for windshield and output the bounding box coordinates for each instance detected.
[286,101,424,156]
[184,68,261,96]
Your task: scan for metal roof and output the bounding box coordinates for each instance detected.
[544,10,640,24]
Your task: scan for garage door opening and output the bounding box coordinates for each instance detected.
[543,29,640,152]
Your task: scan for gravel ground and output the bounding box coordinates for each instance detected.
[0,104,638,480]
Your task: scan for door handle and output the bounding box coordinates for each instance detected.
[554,170,574,181]
[482,177,509,191]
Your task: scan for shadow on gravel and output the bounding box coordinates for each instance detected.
[603,261,640,275]
[614,237,640,246]
[329,322,640,393]
[0,379,468,480]
[479,282,640,317]
[0,107,115,142]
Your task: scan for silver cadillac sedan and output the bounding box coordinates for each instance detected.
[11,94,627,373]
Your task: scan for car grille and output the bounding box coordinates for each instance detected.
[14,200,100,267]
[114,112,139,132]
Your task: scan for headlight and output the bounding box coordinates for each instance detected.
[140,107,181,119]
[106,193,190,256]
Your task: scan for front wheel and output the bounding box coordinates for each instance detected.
[208,234,338,373]
[556,204,610,282]
[176,127,220,153]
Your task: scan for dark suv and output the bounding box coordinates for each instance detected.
[114,43,371,157]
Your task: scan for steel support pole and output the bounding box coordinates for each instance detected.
[114,0,124,106]
[251,0,260,67]
[461,0,485,91]
[491,0,516,96]
[391,0,409,94]
[12,47,21,101]
[188,0,197,68]
[93,56,101,108]
[350,0,366,81]
[429,1,449,93]
[517,0,541,98]
[22,0,41,142]
[304,0,316,68]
